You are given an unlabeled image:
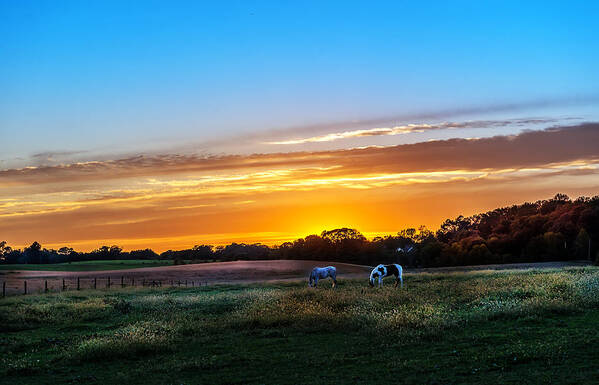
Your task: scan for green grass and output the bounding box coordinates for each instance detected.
[0,259,172,271]
[2,267,599,384]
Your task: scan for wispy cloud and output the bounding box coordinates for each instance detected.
[264,118,560,145]
[240,95,597,145]
[2,161,597,219]
[2,123,598,188]
[2,123,599,251]
[8,96,596,170]
[30,150,88,162]
[1,123,598,219]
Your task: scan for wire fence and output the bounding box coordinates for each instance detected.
[1,276,211,297]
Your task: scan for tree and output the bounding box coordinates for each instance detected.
[192,245,214,260]
[129,249,159,260]
[398,228,417,240]
[20,241,44,264]
[575,228,591,260]
[96,246,110,254]
[302,235,328,260]
[0,241,13,262]
[109,245,123,255]
[321,228,366,243]
[58,247,74,255]
[0,241,12,254]
[436,216,473,243]
[553,193,571,202]
[28,241,42,252]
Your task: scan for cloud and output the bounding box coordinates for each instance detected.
[9,95,596,171]
[264,118,561,145]
[1,122,598,221]
[2,121,599,251]
[230,94,598,144]
[2,123,599,188]
[30,150,88,162]
[1,122,599,227]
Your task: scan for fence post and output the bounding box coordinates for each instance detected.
[192,281,194,287]
[143,279,146,287]
[77,277,80,290]
[2,281,5,298]
[132,277,135,287]
[121,276,124,288]
[185,280,188,287]
[159,280,162,287]
[107,277,111,288]
[24,281,27,295]
[45,280,48,293]
[94,278,97,289]
[62,278,66,291]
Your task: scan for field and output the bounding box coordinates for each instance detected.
[0,260,372,295]
[0,260,172,272]
[2,265,599,384]
[0,260,588,296]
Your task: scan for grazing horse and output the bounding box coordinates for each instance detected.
[309,266,337,288]
[369,264,403,288]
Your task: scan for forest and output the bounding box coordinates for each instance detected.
[1,194,598,268]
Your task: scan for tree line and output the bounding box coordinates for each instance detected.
[1,194,598,268]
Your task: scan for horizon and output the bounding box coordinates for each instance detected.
[4,192,595,253]
[2,1,599,252]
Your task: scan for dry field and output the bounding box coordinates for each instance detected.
[0,259,591,296]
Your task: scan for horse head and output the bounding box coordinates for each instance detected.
[369,264,385,287]
[369,269,379,287]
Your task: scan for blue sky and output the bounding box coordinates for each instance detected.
[2,1,599,168]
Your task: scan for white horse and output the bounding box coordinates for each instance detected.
[369,264,403,288]
[309,266,337,288]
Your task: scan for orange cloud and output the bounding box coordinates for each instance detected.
[1,124,598,251]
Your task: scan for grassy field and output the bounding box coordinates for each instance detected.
[0,259,172,272]
[2,267,599,384]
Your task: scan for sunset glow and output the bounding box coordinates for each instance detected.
[2,123,599,251]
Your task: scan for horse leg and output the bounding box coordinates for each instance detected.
[329,271,336,288]
[394,277,399,288]
[378,276,383,288]
[398,267,403,288]
[314,277,318,288]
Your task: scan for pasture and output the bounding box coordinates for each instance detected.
[2,266,599,384]
[0,260,371,295]
[0,259,172,272]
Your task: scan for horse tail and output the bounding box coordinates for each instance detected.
[396,264,403,288]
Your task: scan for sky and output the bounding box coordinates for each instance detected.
[1,1,599,251]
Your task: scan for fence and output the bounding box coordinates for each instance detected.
[1,276,211,298]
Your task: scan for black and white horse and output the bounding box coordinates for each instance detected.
[369,264,403,288]
[309,266,337,288]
